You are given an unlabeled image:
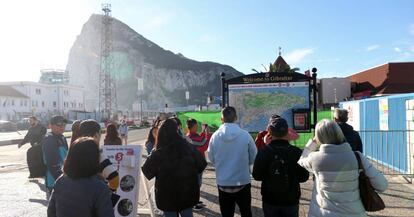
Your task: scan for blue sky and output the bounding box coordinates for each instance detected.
[0,0,413,81]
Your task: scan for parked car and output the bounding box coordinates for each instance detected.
[64,119,74,132]
[0,120,18,132]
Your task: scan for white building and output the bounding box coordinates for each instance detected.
[318,78,351,106]
[0,81,86,120]
[0,85,31,120]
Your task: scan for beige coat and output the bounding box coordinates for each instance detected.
[298,140,388,217]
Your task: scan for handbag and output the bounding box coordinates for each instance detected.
[354,152,385,211]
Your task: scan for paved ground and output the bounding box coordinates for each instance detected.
[193,168,414,217]
[1,128,414,217]
[0,129,151,217]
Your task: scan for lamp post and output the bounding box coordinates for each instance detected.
[185,90,189,108]
[136,77,144,124]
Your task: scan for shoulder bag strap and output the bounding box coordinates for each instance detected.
[354,151,364,173]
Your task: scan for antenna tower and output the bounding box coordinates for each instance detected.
[99,3,117,120]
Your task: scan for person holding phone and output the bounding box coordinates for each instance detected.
[186,118,211,210]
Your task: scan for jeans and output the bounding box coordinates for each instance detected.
[218,184,252,217]
[262,203,299,217]
[163,207,193,217]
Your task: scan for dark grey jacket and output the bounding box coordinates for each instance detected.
[20,123,46,146]
[338,122,363,153]
[47,175,114,217]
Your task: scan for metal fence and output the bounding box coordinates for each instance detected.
[359,130,413,183]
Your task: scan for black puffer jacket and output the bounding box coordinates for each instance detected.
[338,122,363,153]
[141,140,207,212]
[252,140,309,206]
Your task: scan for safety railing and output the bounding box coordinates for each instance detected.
[359,130,413,183]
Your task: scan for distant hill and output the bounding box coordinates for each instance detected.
[66,14,242,111]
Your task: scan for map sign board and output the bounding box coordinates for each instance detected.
[223,72,314,132]
[102,145,142,217]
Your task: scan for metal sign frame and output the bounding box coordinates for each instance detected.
[221,69,318,132]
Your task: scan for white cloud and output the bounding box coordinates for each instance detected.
[284,48,314,64]
[394,47,402,52]
[365,44,380,52]
[301,58,340,64]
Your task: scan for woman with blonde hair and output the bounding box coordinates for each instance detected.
[298,119,387,217]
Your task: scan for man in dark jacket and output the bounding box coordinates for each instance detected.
[18,116,47,148]
[42,116,68,195]
[334,108,363,153]
[253,117,309,217]
[18,116,47,178]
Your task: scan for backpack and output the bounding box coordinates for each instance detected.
[265,145,291,193]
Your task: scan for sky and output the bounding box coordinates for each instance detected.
[0,0,413,82]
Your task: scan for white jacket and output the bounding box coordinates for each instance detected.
[298,140,388,217]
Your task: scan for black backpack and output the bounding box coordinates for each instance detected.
[265,145,291,193]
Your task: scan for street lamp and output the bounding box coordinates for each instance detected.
[185,90,189,108]
[136,77,144,124]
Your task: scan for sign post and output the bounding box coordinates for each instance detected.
[102,145,142,217]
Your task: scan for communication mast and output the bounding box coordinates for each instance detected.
[99,3,117,120]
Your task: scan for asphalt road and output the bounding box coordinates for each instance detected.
[0,128,150,217]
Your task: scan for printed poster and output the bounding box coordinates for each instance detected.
[379,99,389,131]
[102,146,142,217]
[342,101,360,131]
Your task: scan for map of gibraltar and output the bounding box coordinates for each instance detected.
[229,82,309,132]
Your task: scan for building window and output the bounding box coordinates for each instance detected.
[35,101,38,107]
[42,101,45,107]
[35,88,41,95]
[24,100,27,106]
[11,99,14,106]
[20,100,23,106]
[32,100,35,107]
[53,101,56,107]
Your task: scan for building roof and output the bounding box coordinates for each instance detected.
[348,62,414,95]
[0,85,29,98]
[273,55,289,71]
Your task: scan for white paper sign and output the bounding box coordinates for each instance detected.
[102,145,142,217]
[342,101,360,131]
[379,98,389,131]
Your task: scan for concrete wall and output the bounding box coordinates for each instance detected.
[319,78,351,105]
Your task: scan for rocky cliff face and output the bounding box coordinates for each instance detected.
[66,14,242,111]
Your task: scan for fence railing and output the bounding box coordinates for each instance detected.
[358,130,413,183]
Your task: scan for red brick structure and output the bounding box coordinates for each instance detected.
[348,62,414,98]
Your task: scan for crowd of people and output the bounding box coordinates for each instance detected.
[18,107,387,217]
[141,107,386,217]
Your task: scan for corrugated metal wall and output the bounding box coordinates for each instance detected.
[341,93,414,173]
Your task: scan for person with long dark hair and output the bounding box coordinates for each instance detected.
[47,137,114,217]
[142,118,207,217]
[104,123,122,145]
[144,125,158,155]
[70,120,82,146]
